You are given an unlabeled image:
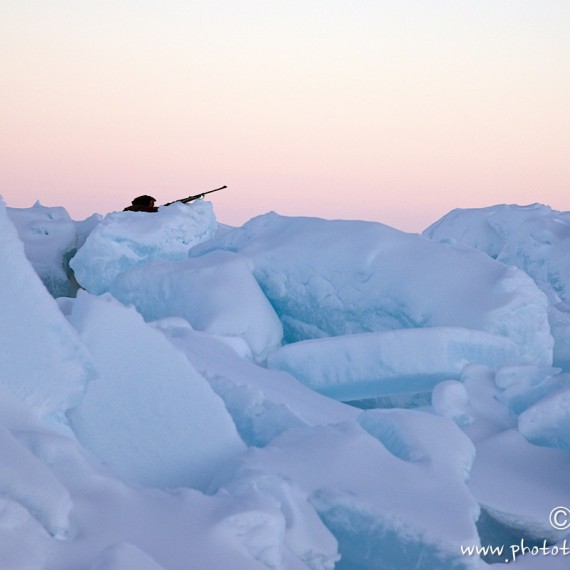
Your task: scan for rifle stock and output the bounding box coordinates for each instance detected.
[164,185,227,207]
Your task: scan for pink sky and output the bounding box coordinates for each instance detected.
[1,1,569,232]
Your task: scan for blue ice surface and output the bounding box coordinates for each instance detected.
[495,367,568,415]
[268,327,521,403]
[316,502,477,570]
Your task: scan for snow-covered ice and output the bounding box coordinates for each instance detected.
[1,196,570,569]
[424,203,570,370]
[431,380,473,427]
[267,327,521,401]
[191,212,553,366]
[111,250,283,361]
[6,201,79,297]
[215,414,481,569]
[66,291,246,490]
[70,201,217,294]
[151,317,358,448]
[468,429,570,542]
[0,200,94,418]
[518,384,570,452]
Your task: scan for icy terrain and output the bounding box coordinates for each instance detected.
[1,198,569,569]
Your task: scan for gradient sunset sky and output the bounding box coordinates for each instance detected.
[1,1,569,231]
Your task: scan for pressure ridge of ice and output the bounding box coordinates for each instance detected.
[1,196,570,570]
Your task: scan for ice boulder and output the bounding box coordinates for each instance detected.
[422,203,558,260]
[0,198,94,417]
[268,327,521,401]
[70,201,217,294]
[111,250,283,360]
[427,200,570,292]
[66,291,246,490]
[7,201,78,297]
[431,380,473,427]
[190,212,553,366]
[460,365,517,443]
[495,210,570,304]
[424,204,570,369]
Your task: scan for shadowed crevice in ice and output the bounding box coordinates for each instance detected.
[315,500,477,570]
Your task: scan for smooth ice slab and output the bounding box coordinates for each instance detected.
[268,327,521,401]
[66,292,246,490]
[0,199,94,417]
[111,250,283,360]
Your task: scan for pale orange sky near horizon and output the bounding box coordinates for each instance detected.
[1,1,569,232]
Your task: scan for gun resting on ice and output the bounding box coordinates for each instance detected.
[164,185,227,206]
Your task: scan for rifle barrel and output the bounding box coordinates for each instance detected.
[200,185,227,198]
[164,185,227,207]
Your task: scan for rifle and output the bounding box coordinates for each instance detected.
[163,185,227,207]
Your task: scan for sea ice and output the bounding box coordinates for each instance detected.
[0,424,73,539]
[422,203,557,260]
[431,380,473,427]
[1,196,568,569]
[89,543,166,570]
[468,429,570,542]
[424,203,570,370]
[66,291,246,490]
[215,416,481,570]
[0,199,95,417]
[494,365,567,415]
[517,385,570,452]
[7,201,78,297]
[190,212,553,366]
[111,250,283,360]
[152,317,358,447]
[70,200,217,294]
[267,327,521,401]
